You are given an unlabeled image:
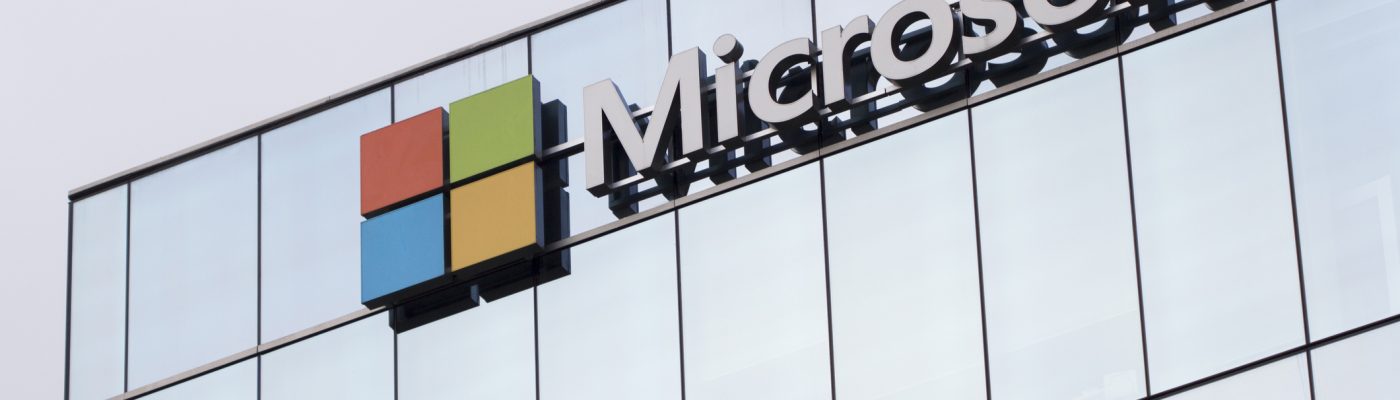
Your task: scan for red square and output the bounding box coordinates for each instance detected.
[361,108,445,216]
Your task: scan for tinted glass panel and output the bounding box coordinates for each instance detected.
[68,186,128,400]
[1171,355,1311,400]
[972,61,1145,400]
[531,0,667,143]
[679,164,830,400]
[141,359,256,400]
[1277,0,1400,338]
[1312,322,1400,398]
[128,139,258,387]
[1122,8,1305,391]
[393,39,528,121]
[813,0,903,34]
[531,0,670,236]
[537,215,681,400]
[824,113,985,400]
[261,90,389,342]
[670,0,812,66]
[397,290,535,400]
[260,313,394,400]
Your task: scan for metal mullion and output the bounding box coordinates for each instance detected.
[1113,39,1155,395]
[533,285,540,400]
[1265,2,1316,399]
[815,158,837,399]
[124,184,132,394]
[1147,312,1400,398]
[672,211,687,400]
[964,107,993,400]
[64,201,74,400]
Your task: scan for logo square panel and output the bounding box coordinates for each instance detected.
[360,108,446,216]
[448,75,540,183]
[361,194,446,303]
[449,161,543,272]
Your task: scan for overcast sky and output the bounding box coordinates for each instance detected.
[0,1,586,397]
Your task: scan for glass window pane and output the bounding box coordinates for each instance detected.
[972,61,1146,400]
[397,290,535,400]
[531,0,670,236]
[68,185,128,400]
[393,39,528,121]
[678,164,830,400]
[669,0,812,67]
[261,90,389,342]
[260,313,394,400]
[1122,8,1305,391]
[1311,322,1400,398]
[1277,0,1400,338]
[809,0,950,133]
[537,215,681,400]
[824,112,985,399]
[1171,355,1311,400]
[128,138,258,387]
[141,359,256,400]
[531,0,668,143]
[814,0,902,34]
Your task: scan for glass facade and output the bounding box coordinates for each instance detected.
[1311,322,1400,398]
[139,360,256,400]
[397,291,535,400]
[824,112,985,399]
[1277,0,1400,340]
[127,138,259,389]
[679,164,831,400]
[1124,7,1304,392]
[260,314,394,400]
[67,186,127,400]
[393,39,528,122]
[65,1,1400,399]
[531,0,670,235]
[1169,355,1311,400]
[260,90,391,343]
[973,61,1145,400]
[536,215,682,400]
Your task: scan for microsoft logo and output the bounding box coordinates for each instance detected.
[358,76,545,306]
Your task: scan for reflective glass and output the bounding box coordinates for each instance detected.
[261,90,389,342]
[128,138,258,387]
[814,0,903,34]
[141,359,257,400]
[531,0,670,236]
[260,313,394,400]
[810,0,939,129]
[68,186,127,400]
[397,289,535,400]
[972,61,1145,400]
[537,215,681,400]
[1277,0,1400,338]
[1171,355,1311,400]
[393,39,528,121]
[670,0,813,67]
[824,112,985,400]
[1122,8,1304,391]
[1312,322,1400,398]
[531,0,668,143]
[678,164,830,400]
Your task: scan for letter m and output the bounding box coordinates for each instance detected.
[583,47,707,197]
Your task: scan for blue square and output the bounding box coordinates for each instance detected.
[361,194,445,303]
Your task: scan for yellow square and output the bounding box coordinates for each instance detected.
[449,162,541,271]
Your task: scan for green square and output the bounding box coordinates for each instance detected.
[449,75,539,182]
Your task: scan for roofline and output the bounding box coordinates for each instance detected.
[67,0,620,201]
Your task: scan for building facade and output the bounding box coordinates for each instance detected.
[66,0,1400,398]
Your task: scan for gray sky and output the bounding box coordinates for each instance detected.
[0,0,585,397]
